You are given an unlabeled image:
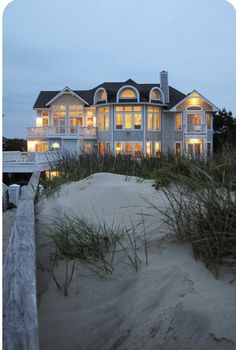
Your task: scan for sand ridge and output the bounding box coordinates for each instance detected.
[36,173,236,350]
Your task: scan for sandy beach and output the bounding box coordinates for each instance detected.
[36,173,236,350]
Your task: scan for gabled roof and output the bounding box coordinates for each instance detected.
[33,79,187,109]
[45,87,89,106]
[169,90,219,112]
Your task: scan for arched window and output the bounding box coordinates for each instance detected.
[98,90,106,101]
[117,86,139,102]
[151,90,160,100]
[51,143,60,150]
[94,88,107,104]
[149,87,165,103]
[120,89,136,98]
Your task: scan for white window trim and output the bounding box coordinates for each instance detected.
[149,87,165,104]
[206,113,213,130]
[145,141,161,157]
[115,141,143,157]
[94,87,108,105]
[114,106,143,131]
[98,107,110,131]
[46,86,89,106]
[116,85,140,103]
[175,112,183,131]
[175,141,183,156]
[147,109,161,131]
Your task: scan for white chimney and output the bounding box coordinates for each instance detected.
[160,71,169,104]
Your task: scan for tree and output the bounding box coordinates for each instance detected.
[213,108,236,152]
[3,138,27,151]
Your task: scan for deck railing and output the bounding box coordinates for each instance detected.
[3,151,55,164]
[27,126,97,138]
[3,170,41,350]
[185,124,207,133]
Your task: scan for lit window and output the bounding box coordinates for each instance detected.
[120,89,137,99]
[125,143,132,156]
[53,117,65,133]
[175,142,182,156]
[116,113,123,129]
[188,114,201,125]
[146,142,152,157]
[116,142,123,155]
[175,113,182,130]
[134,114,141,130]
[148,107,160,130]
[115,106,123,112]
[36,117,43,127]
[155,142,161,157]
[69,105,83,118]
[70,117,82,128]
[36,143,48,152]
[94,89,107,104]
[98,115,103,130]
[54,105,66,111]
[85,143,91,154]
[106,142,111,153]
[43,116,48,127]
[98,142,105,156]
[150,90,160,100]
[115,106,142,130]
[134,143,142,158]
[125,114,132,129]
[98,107,110,130]
[53,105,66,117]
[206,113,211,129]
[105,115,109,129]
[98,91,106,101]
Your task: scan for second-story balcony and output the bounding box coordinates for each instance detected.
[184,124,207,134]
[27,126,98,139]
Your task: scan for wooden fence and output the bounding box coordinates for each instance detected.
[3,170,41,350]
[2,184,9,212]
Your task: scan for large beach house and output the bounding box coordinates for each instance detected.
[27,71,219,158]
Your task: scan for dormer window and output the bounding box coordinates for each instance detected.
[120,89,136,98]
[94,88,107,104]
[151,90,160,100]
[149,87,165,103]
[98,90,106,101]
[117,86,139,102]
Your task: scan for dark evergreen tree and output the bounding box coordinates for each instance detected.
[213,108,236,152]
[3,138,27,151]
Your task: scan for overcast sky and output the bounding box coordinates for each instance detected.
[3,0,236,138]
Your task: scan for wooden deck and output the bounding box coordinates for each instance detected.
[3,171,41,350]
[3,151,57,173]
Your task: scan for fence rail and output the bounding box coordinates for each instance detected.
[2,184,9,212]
[3,170,41,350]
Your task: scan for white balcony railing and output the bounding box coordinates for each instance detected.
[185,124,207,133]
[27,126,97,138]
[3,151,56,164]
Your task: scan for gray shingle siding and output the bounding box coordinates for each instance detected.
[162,112,174,153]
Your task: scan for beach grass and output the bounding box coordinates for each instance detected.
[43,213,149,295]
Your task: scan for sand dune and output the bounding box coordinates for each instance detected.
[36,173,236,350]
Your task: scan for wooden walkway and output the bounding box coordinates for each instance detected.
[3,171,41,350]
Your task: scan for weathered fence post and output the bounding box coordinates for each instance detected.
[3,170,41,350]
